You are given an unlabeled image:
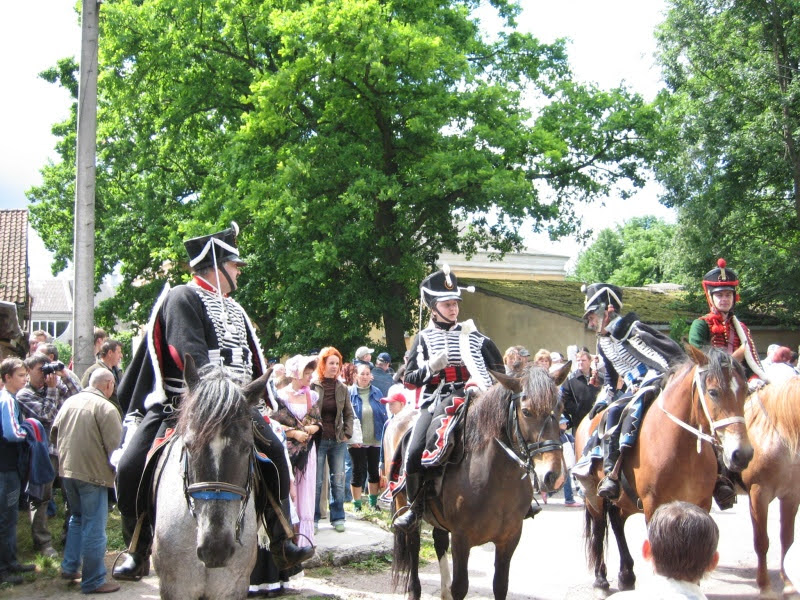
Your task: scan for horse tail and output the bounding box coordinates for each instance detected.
[391,525,420,592]
[584,501,609,574]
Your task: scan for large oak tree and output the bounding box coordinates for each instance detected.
[30,0,659,356]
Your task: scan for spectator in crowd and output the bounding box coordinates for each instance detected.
[271,363,286,381]
[353,346,374,368]
[28,330,51,357]
[93,328,107,360]
[310,347,353,533]
[764,346,798,384]
[559,417,581,507]
[381,383,409,417]
[337,362,357,501]
[371,352,395,396]
[16,353,81,558]
[608,501,719,599]
[340,362,357,386]
[561,350,601,435]
[51,368,122,594]
[533,349,552,370]
[0,358,35,585]
[762,344,781,368]
[272,355,322,548]
[517,347,531,368]
[348,364,387,512]
[81,340,125,416]
[503,346,521,375]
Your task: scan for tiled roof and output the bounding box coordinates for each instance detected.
[0,210,28,305]
[30,279,73,314]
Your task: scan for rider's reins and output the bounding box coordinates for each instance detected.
[657,365,745,454]
[495,389,561,487]
[181,443,253,544]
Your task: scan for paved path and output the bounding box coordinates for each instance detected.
[4,493,794,599]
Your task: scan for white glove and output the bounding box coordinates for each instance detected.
[428,350,448,373]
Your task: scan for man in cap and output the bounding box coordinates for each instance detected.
[688,258,767,509]
[371,352,395,396]
[112,223,312,580]
[582,283,685,501]
[353,346,374,368]
[393,265,503,532]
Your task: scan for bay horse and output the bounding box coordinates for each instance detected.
[740,377,800,598]
[574,345,753,596]
[152,356,269,600]
[392,363,571,600]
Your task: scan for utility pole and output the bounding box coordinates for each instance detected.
[73,0,100,378]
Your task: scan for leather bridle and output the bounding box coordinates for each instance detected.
[495,389,562,487]
[181,444,253,544]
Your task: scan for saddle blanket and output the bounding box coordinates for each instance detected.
[421,395,467,468]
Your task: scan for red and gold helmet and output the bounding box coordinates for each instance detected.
[702,258,739,310]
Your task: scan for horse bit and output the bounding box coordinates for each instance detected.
[658,366,745,454]
[181,444,253,544]
[495,390,562,487]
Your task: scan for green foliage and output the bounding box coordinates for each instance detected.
[53,340,72,365]
[669,315,690,343]
[652,0,800,324]
[29,0,660,355]
[570,216,679,286]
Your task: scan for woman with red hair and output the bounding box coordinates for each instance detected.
[310,347,354,533]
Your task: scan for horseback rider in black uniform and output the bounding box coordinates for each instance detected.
[582,283,685,501]
[392,265,503,532]
[112,223,313,580]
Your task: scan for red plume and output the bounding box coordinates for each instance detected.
[717,258,727,269]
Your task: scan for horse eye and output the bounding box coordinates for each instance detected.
[707,388,720,400]
[522,409,532,418]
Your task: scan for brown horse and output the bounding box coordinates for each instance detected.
[391,364,570,600]
[574,345,753,596]
[740,377,800,598]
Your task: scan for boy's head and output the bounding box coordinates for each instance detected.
[644,501,719,583]
[0,357,26,395]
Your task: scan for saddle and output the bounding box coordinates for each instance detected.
[136,427,179,522]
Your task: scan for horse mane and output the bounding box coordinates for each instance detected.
[748,378,800,455]
[464,366,557,450]
[176,364,251,452]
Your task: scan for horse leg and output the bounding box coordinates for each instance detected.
[608,505,635,591]
[584,504,611,595]
[749,484,774,597]
[779,497,799,595]
[492,528,522,600]
[433,527,453,600]
[449,534,471,600]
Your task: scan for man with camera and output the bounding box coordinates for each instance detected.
[16,353,81,558]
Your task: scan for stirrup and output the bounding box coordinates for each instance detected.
[597,476,621,500]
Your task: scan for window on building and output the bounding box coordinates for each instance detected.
[32,320,70,339]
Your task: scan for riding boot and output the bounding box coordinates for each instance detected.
[713,460,736,510]
[525,499,542,520]
[268,499,315,571]
[393,473,422,532]
[597,437,621,500]
[112,514,151,581]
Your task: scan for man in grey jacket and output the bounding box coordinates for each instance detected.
[51,368,122,594]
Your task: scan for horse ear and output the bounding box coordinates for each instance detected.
[552,360,571,386]
[685,343,708,367]
[490,369,522,393]
[242,369,272,407]
[184,354,200,392]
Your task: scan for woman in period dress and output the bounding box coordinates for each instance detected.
[273,355,322,547]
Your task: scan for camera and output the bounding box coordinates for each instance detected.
[41,361,65,376]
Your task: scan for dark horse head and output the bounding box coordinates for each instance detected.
[465,362,571,493]
[175,355,268,568]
